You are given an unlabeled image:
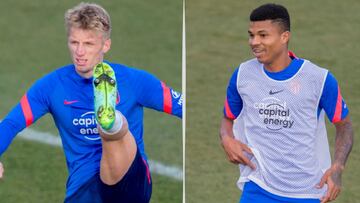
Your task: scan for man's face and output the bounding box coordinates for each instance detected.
[248,20,289,65]
[67,27,111,78]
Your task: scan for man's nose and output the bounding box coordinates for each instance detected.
[249,35,260,47]
[76,44,85,56]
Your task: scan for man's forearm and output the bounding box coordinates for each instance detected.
[220,117,234,140]
[334,116,354,168]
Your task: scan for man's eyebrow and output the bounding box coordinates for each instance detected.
[248,29,268,34]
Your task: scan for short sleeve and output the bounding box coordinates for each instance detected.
[223,68,243,120]
[135,70,182,118]
[318,72,349,123]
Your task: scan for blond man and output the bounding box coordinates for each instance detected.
[0,3,182,202]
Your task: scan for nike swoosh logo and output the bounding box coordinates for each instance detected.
[64,100,79,105]
[269,89,284,95]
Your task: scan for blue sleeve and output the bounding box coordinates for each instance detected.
[0,77,51,156]
[135,70,182,118]
[223,68,243,120]
[318,72,349,123]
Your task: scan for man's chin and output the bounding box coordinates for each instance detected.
[75,63,87,69]
[75,65,93,74]
[255,57,266,64]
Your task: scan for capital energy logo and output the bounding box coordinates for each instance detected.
[254,97,294,131]
[72,111,100,140]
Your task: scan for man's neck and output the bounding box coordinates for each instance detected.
[264,51,292,73]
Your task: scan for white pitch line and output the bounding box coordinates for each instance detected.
[16,127,183,181]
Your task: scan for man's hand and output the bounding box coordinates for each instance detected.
[0,162,4,179]
[317,164,344,203]
[221,135,256,169]
[220,117,256,169]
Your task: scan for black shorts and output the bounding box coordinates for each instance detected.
[65,149,152,203]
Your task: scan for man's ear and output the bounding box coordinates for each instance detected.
[103,38,111,53]
[281,31,290,45]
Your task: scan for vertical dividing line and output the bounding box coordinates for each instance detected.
[182,0,186,202]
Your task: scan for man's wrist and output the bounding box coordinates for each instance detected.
[332,162,345,172]
[220,134,234,148]
[221,133,233,142]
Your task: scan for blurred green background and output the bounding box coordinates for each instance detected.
[0,0,182,202]
[186,0,360,202]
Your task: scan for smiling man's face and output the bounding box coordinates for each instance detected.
[248,20,290,67]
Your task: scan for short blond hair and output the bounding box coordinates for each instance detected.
[65,2,111,39]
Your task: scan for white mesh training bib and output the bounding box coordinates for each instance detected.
[233,58,331,199]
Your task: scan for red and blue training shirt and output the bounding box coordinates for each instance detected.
[0,62,182,198]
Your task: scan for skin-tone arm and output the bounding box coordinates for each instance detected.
[317,115,354,203]
[220,117,256,169]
